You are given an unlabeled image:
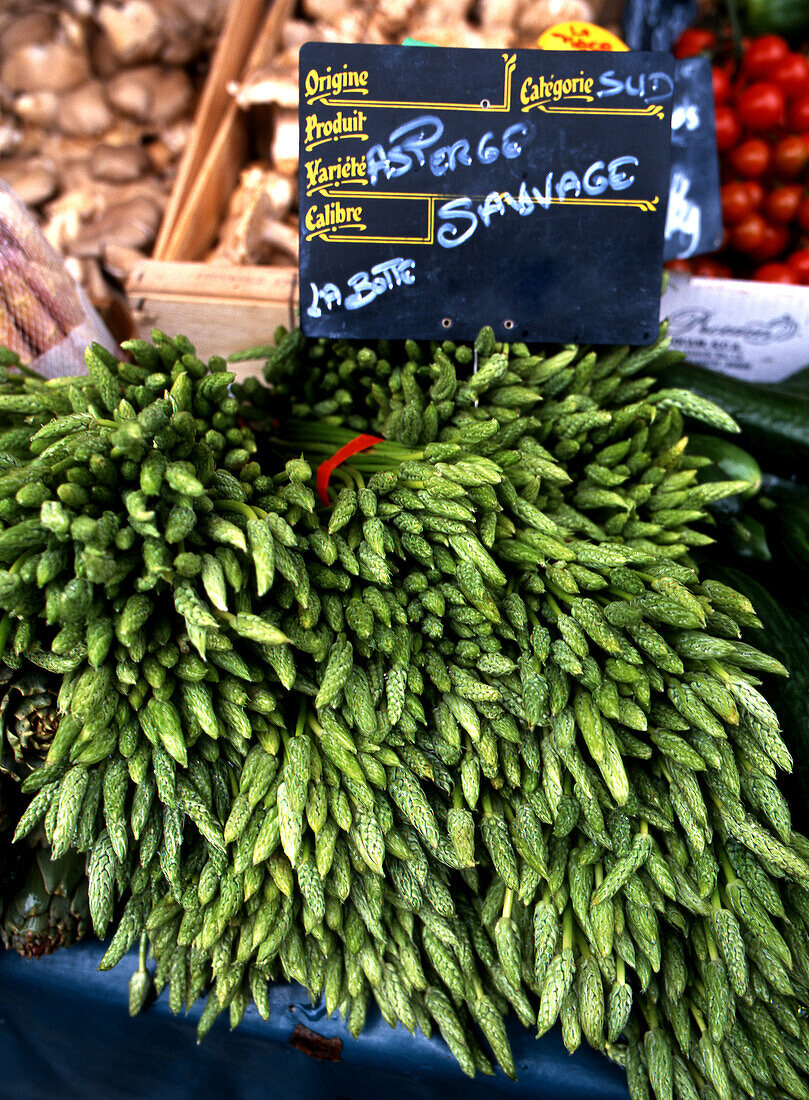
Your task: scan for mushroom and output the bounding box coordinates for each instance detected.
[478,0,522,30]
[102,242,149,282]
[0,159,59,207]
[271,107,299,178]
[516,0,594,37]
[0,117,23,157]
[90,142,151,183]
[13,91,59,129]
[58,81,114,139]
[106,65,194,125]
[230,67,298,111]
[1,41,90,94]
[0,11,56,54]
[69,194,163,258]
[96,0,164,64]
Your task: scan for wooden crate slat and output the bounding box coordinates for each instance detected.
[154,0,269,259]
[126,259,298,363]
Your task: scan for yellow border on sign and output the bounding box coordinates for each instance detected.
[314,53,517,112]
[524,102,666,119]
[304,188,660,243]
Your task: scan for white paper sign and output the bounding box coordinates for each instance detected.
[660,272,809,382]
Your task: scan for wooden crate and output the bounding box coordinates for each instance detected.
[128,0,298,360]
[127,260,297,368]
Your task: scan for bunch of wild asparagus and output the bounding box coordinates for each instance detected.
[1,325,808,1100]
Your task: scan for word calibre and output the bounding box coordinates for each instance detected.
[307,258,416,317]
[366,116,533,185]
[436,156,639,248]
[304,201,364,234]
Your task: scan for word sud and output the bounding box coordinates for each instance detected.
[436,155,640,248]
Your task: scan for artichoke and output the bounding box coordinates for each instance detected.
[0,665,59,780]
[0,664,90,956]
[0,839,89,957]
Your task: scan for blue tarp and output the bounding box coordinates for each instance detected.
[0,941,629,1100]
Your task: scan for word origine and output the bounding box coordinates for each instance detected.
[304,65,369,99]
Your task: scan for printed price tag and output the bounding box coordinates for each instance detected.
[299,43,673,344]
[662,274,809,382]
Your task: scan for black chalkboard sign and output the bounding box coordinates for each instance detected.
[623,0,697,51]
[664,57,723,261]
[299,43,674,344]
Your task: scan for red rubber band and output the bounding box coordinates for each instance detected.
[317,434,384,505]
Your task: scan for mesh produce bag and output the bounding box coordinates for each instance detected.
[0,182,119,377]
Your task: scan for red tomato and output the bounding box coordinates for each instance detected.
[731,213,767,253]
[692,257,732,278]
[714,105,741,152]
[722,181,755,223]
[772,134,809,178]
[743,35,790,78]
[754,262,798,283]
[729,138,771,178]
[752,220,790,261]
[789,94,809,132]
[764,185,803,223]
[674,28,716,59]
[736,82,786,131]
[665,259,692,274]
[743,180,765,209]
[712,66,732,104]
[787,248,809,283]
[798,196,809,232]
[773,54,809,101]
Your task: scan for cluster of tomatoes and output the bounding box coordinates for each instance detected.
[669,29,809,284]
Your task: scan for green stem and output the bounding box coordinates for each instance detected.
[545,592,563,618]
[705,926,720,963]
[12,360,46,381]
[0,613,12,659]
[138,931,148,972]
[690,1001,707,1034]
[215,499,261,521]
[716,842,738,886]
[295,702,307,739]
[502,888,514,921]
[726,0,743,63]
[562,907,574,951]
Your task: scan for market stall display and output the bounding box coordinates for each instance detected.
[5,3,809,1100]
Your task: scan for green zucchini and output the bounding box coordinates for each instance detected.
[707,563,809,832]
[687,434,762,498]
[743,0,809,34]
[659,362,809,471]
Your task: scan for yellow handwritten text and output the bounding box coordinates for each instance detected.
[304,110,369,150]
[304,155,367,192]
[305,65,369,100]
[520,73,594,107]
[304,201,364,235]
